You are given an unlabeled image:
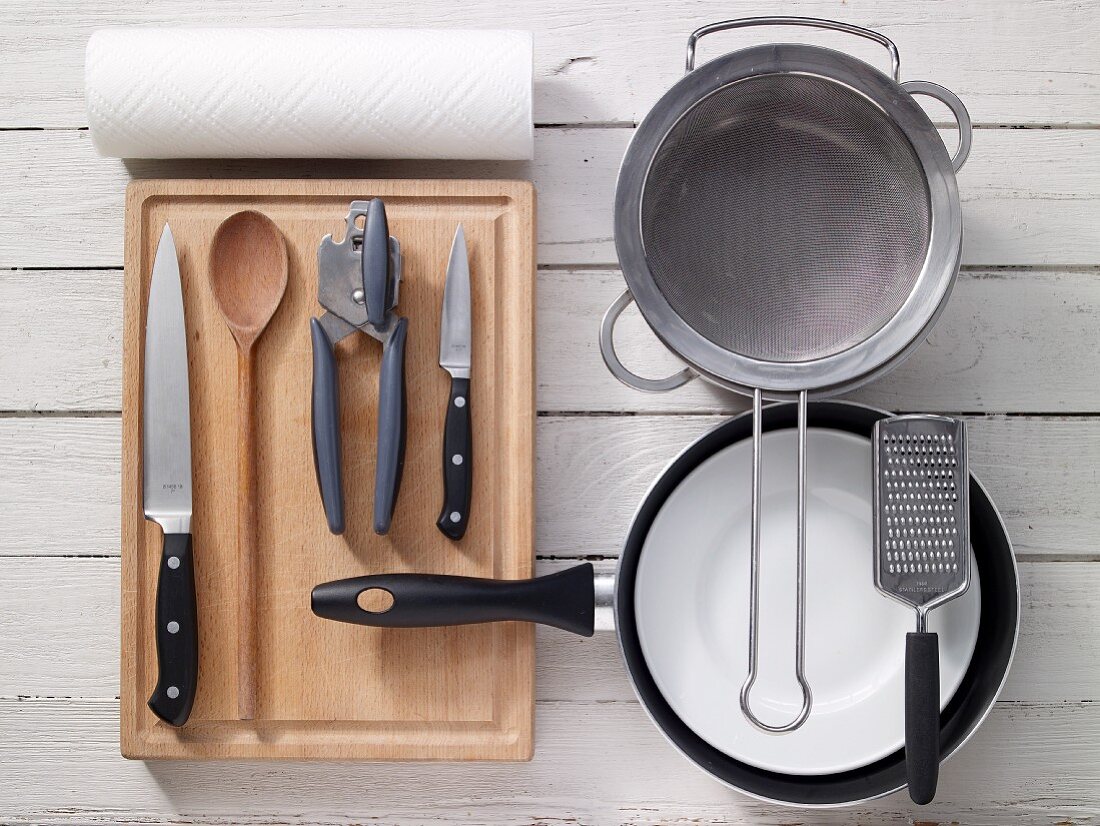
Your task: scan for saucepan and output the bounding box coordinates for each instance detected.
[597,15,975,739]
[312,401,1019,806]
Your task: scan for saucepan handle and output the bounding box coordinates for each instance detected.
[686,17,901,80]
[599,289,697,393]
[312,563,598,637]
[901,80,973,172]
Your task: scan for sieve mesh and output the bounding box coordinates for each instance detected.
[640,73,931,363]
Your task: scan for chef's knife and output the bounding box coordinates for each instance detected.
[437,225,472,540]
[143,223,198,727]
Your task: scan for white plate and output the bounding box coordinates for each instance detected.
[635,428,981,776]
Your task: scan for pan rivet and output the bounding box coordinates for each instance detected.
[352,288,365,304]
[167,621,179,634]
[167,556,180,570]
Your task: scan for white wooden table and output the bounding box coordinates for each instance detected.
[2,1,1098,823]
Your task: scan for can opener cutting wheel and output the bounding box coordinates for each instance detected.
[310,199,408,535]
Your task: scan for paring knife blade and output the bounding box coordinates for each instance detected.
[142,223,199,726]
[437,225,473,540]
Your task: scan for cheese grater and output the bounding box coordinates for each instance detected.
[873,414,970,805]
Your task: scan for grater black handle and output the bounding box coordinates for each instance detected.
[905,631,940,805]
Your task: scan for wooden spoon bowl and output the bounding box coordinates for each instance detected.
[209,211,289,351]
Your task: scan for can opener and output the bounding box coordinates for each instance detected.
[310,199,408,535]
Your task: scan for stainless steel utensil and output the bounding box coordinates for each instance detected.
[311,199,407,535]
[437,224,473,540]
[600,16,973,733]
[873,414,971,805]
[142,223,198,727]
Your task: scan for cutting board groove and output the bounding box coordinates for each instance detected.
[120,179,535,760]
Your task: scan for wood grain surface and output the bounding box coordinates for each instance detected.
[0,0,1098,822]
[120,179,536,760]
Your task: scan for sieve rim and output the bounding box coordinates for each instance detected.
[614,43,962,398]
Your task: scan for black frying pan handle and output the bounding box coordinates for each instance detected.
[310,318,344,535]
[373,316,408,535]
[311,563,596,637]
[905,630,940,805]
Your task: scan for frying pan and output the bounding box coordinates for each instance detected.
[312,402,1018,806]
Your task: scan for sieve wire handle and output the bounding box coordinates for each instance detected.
[740,389,813,734]
[902,80,973,172]
[686,17,901,81]
[599,289,697,393]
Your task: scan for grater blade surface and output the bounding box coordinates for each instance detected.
[873,415,971,614]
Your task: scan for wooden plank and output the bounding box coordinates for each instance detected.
[4,269,1099,415]
[0,696,1096,824]
[1,556,1095,705]
[1,0,1097,128]
[538,269,1100,414]
[2,416,1095,558]
[536,414,1099,558]
[0,418,121,556]
[0,269,123,412]
[2,129,1100,268]
[118,180,536,760]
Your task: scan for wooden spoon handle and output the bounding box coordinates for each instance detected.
[237,349,259,720]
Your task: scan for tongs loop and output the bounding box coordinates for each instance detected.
[740,389,813,733]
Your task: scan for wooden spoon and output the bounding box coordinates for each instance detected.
[208,210,288,720]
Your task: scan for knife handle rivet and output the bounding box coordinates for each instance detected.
[450,511,462,523]
[452,454,464,466]
[166,686,180,699]
[167,556,180,570]
[167,621,180,634]
[454,396,466,408]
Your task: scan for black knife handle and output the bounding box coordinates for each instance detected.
[437,377,472,540]
[148,532,198,727]
[310,318,345,535]
[905,630,941,805]
[374,316,408,535]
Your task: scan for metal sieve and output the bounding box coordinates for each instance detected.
[600,18,972,734]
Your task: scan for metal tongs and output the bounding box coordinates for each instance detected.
[310,199,408,535]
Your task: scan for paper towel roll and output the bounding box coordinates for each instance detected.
[85,28,533,160]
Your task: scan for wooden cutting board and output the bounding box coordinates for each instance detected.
[120,179,535,760]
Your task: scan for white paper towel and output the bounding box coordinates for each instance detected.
[85,28,533,160]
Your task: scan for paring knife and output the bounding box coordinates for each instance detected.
[142,224,199,727]
[437,225,473,540]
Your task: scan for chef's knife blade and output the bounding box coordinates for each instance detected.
[143,223,198,726]
[437,225,473,540]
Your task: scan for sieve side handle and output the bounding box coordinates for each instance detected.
[686,17,901,81]
[902,81,973,173]
[599,289,696,393]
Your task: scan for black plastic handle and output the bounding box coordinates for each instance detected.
[905,630,941,805]
[310,318,345,534]
[363,199,390,329]
[148,532,198,727]
[312,563,596,637]
[437,376,472,540]
[373,316,408,535]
